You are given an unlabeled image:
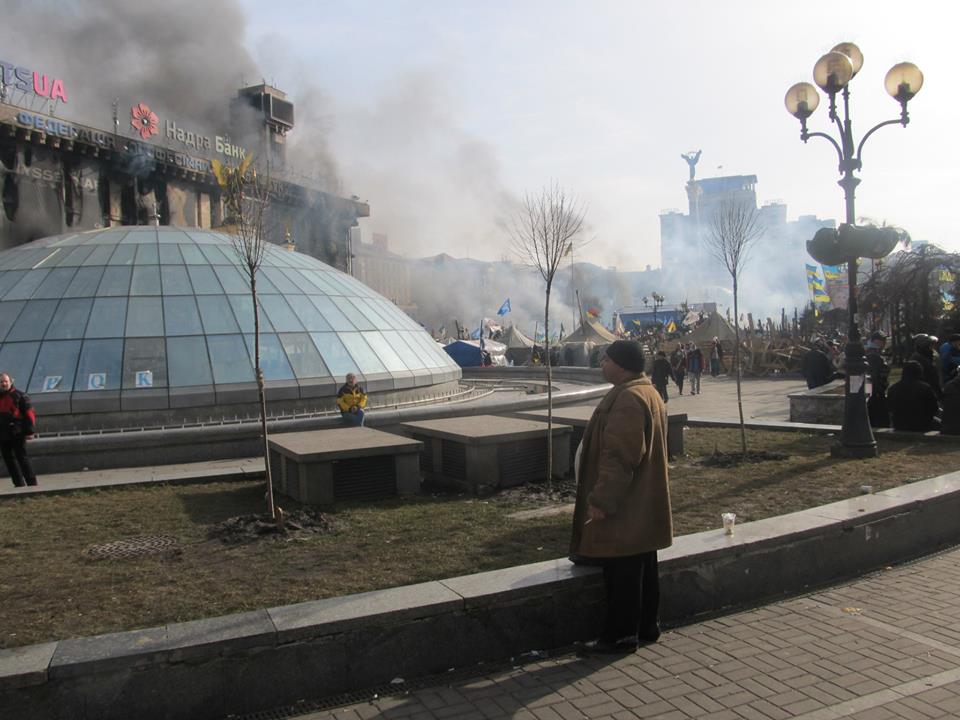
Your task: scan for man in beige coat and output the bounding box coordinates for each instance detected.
[570,340,673,654]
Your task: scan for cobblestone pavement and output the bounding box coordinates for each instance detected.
[290,545,960,719]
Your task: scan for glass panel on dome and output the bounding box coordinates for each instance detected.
[122,229,157,244]
[46,298,93,339]
[82,245,116,266]
[85,297,127,338]
[6,269,49,300]
[278,333,329,379]
[130,266,162,295]
[331,297,374,330]
[284,295,331,331]
[29,340,82,394]
[7,249,48,270]
[122,337,168,388]
[134,244,159,265]
[261,267,301,294]
[320,273,354,296]
[96,266,132,296]
[362,331,409,372]
[381,330,424,369]
[259,295,303,332]
[33,267,78,299]
[179,245,207,265]
[206,335,253,383]
[48,246,94,267]
[167,336,213,387]
[164,296,203,336]
[213,265,249,294]
[0,341,40,390]
[351,297,392,328]
[308,296,354,331]
[368,299,406,329]
[187,265,224,295]
[64,266,104,298]
[253,272,280,294]
[227,294,271,334]
[299,270,340,295]
[0,301,25,342]
[0,271,27,298]
[7,299,57,341]
[107,244,136,266]
[402,331,445,368]
[199,245,232,265]
[74,339,123,391]
[160,266,193,295]
[310,332,357,376]
[197,295,240,334]
[243,333,295,380]
[159,245,184,265]
[339,333,387,373]
[125,297,164,337]
[285,269,322,294]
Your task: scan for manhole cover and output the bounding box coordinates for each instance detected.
[84,535,181,560]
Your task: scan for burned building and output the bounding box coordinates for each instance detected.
[0,68,368,269]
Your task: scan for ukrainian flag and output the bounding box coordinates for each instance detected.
[822,264,843,280]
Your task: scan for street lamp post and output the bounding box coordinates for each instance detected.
[785,43,923,458]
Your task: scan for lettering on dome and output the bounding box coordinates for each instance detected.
[42,376,62,392]
[135,370,153,388]
[87,373,107,391]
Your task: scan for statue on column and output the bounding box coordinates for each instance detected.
[681,150,702,181]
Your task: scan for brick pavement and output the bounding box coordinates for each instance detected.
[288,546,960,720]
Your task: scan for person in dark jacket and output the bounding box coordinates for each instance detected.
[939,334,960,383]
[0,372,37,487]
[887,361,940,432]
[650,351,675,403]
[800,343,839,389]
[910,334,942,398]
[940,370,960,435]
[670,346,687,395]
[866,331,890,427]
[687,343,704,395]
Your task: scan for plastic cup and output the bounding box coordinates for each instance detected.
[722,512,736,535]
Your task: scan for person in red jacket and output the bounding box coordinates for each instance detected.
[0,372,37,487]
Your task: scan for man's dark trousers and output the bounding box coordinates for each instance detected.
[2,436,36,487]
[601,551,659,642]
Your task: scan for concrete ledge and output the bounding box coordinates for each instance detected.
[5,471,960,719]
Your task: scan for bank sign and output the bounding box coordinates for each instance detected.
[0,59,68,103]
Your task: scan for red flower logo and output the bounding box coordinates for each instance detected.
[130,102,159,139]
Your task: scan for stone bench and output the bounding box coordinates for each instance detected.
[511,404,687,460]
[400,415,572,493]
[268,427,423,503]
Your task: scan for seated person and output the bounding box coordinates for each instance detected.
[887,361,940,432]
[336,373,368,426]
[940,369,960,435]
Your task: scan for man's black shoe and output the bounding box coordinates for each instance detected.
[638,624,661,643]
[577,637,638,656]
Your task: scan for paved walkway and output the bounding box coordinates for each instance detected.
[289,546,960,720]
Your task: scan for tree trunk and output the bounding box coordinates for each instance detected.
[733,280,747,455]
[544,285,553,492]
[252,276,276,520]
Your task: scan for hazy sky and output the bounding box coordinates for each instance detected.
[234,0,956,271]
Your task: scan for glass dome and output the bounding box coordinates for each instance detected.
[0,227,460,429]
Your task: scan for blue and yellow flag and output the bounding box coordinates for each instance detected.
[822,264,843,280]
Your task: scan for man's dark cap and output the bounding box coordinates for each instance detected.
[869,331,887,341]
[605,340,645,373]
[949,333,960,342]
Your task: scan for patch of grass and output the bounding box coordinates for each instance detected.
[2,426,959,649]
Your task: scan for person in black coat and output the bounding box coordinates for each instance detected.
[650,351,675,403]
[887,360,940,432]
[910,334,942,399]
[866,331,890,428]
[801,343,839,389]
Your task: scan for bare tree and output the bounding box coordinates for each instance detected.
[509,184,586,487]
[212,155,279,523]
[705,200,764,454]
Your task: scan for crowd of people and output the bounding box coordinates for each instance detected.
[803,331,960,434]
[646,339,723,404]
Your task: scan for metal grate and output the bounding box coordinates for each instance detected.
[84,535,180,560]
[498,438,548,487]
[440,440,467,480]
[332,455,396,500]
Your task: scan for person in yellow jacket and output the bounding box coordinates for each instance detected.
[336,373,368,426]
